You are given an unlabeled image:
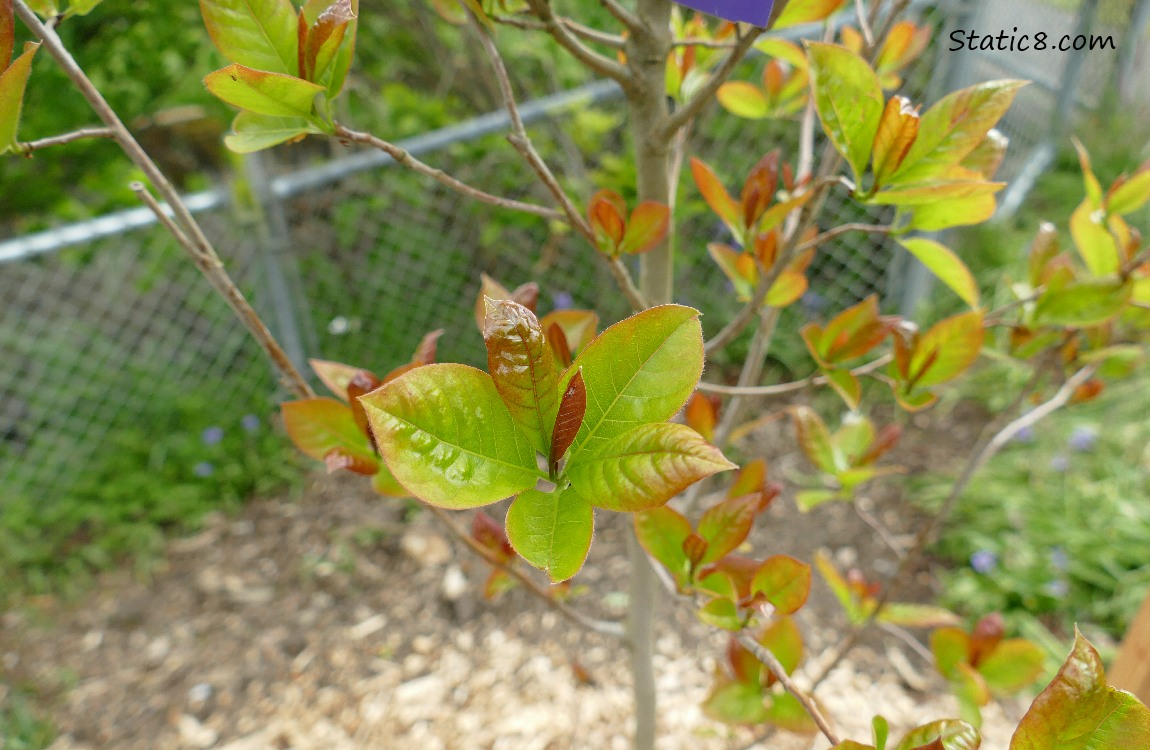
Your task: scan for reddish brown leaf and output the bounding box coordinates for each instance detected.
[410,328,444,366]
[570,658,596,686]
[1,0,13,68]
[727,459,766,498]
[751,554,811,615]
[726,635,761,684]
[685,391,718,442]
[474,273,512,332]
[857,424,902,466]
[346,369,382,445]
[472,510,515,562]
[697,494,762,565]
[304,0,353,81]
[968,612,1005,668]
[550,368,587,467]
[619,201,671,255]
[682,532,709,567]
[538,309,599,354]
[296,10,309,79]
[691,157,742,240]
[588,189,627,254]
[547,322,573,368]
[740,151,779,233]
[282,397,375,467]
[512,282,540,313]
[699,554,759,602]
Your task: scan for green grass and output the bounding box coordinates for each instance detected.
[0,686,55,750]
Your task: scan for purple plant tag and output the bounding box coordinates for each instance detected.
[674,0,775,27]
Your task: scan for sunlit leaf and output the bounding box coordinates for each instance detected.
[769,0,844,29]
[696,493,761,564]
[0,42,38,154]
[361,364,540,509]
[1107,168,1150,216]
[1010,629,1150,749]
[872,96,920,188]
[619,201,671,255]
[282,397,375,467]
[717,81,770,118]
[223,111,318,152]
[1070,200,1121,276]
[910,311,985,388]
[691,158,742,241]
[634,506,692,587]
[1033,279,1131,328]
[908,193,998,231]
[899,238,980,308]
[204,63,324,118]
[751,554,811,614]
[566,423,736,512]
[505,486,593,582]
[200,0,299,75]
[896,719,981,750]
[805,42,884,184]
[483,298,560,455]
[890,80,1026,184]
[560,304,703,462]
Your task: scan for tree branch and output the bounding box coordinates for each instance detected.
[14,0,314,400]
[470,14,648,312]
[492,13,625,48]
[695,355,893,396]
[735,629,841,746]
[426,506,626,639]
[17,126,115,154]
[599,0,642,33]
[330,124,565,221]
[522,0,632,84]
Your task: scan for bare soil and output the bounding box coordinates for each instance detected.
[1,401,1030,750]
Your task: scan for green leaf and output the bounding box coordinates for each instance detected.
[505,486,593,582]
[896,719,981,750]
[1107,169,1150,216]
[361,364,540,509]
[566,423,735,512]
[978,639,1045,694]
[1070,200,1120,276]
[796,488,841,511]
[790,406,839,473]
[483,298,560,455]
[204,64,324,118]
[223,111,319,153]
[703,679,769,724]
[878,602,961,628]
[634,507,692,587]
[815,551,863,622]
[764,689,820,734]
[805,42,884,185]
[63,0,102,16]
[1009,629,1150,750]
[697,493,762,565]
[1033,279,1131,328]
[869,179,1003,206]
[760,617,804,677]
[717,81,770,118]
[931,627,969,681]
[911,311,985,388]
[873,715,891,750]
[281,397,375,466]
[698,597,743,631]
[560,304,703,462]
[200,0,300,75]
[322,0,357,98]
[907,193,998,231]
[0,42,38,154]
[751,555,811,615]
[890,80,1026,184]
[370,462,408,497]
[899,238,980,308]
[23,0,58,17]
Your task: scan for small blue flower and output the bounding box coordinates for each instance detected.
[1050,546,1069,571]
[1068,425,1099,453]
[241,414,260,433]
[1012,424,1035,444]
[193,461,215,478]
[800,290,828,316]
[1049,454,1070,473]
[201,426,224,446]
[970,549,998,574]
[552,291,574,311]
[1044,579,1069,598]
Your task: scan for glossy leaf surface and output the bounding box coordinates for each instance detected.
[484,298,560,455]
[566,423,735,512]
[1010,629,1150,749]
[899,238,980,308]
[200,0,299,75]
[505,487,593,582]
[282,397,374,465]
[361,364,539,509]
[560,305,703,462]
[550,368,586,467]
[204,64,324,118]
[896,720,981,750]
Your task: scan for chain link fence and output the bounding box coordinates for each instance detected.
[2,0,1145,506]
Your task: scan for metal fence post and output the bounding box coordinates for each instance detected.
[1115,0,1150,102]
[243,152,317,386]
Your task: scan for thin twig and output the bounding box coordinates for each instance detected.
[14,0,314,400]
[522,0,631,83]
[426,506,626,639]
[671,37,737,49]
[810,363,1096,687]
[855,0,876,50]
[660,26,764,137]
[795,222,895,254]
[331,124,564,221]
[492,13,625,48]
[878,621,934,665]
[470,14,648,312]
[695,355,893,396]
[17,126,115,154]
[130,182,194,250]
[735,630,841,746]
